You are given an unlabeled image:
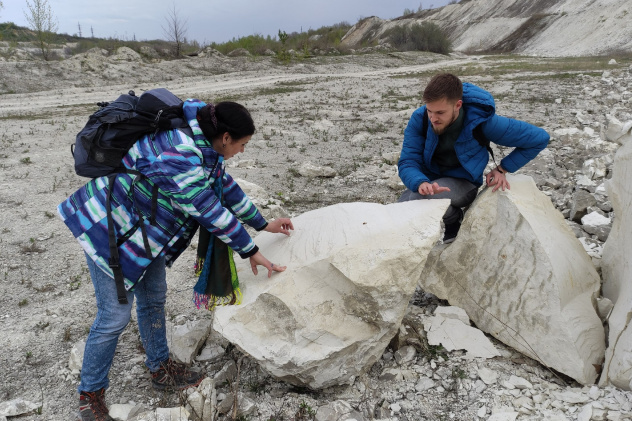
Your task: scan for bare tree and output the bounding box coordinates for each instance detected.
[162,3,188,57]
[23,0,59,61]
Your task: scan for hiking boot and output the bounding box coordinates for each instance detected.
[151,358,205,390]
[443,208,464,244]
[77,388,113,421]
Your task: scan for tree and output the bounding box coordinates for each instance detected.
[162,3,188,57]
[23,0,58,61]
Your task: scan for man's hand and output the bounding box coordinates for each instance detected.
[264,218,294,236]
[418,182,451,196]
[486,166,510,192]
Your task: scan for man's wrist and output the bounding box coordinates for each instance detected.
[496,165,505,174]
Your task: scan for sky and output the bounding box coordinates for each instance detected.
[1,0,451,44]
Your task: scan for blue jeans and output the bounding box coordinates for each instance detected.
[398,177,479,225]
[79,255,170,393]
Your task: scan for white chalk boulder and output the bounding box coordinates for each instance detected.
[214,200,450,389]
[599,138,632,389]
[420,175,604,385]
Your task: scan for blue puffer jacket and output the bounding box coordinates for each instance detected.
[398,83,549,189]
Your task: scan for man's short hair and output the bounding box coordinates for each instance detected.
[423,73,463,103]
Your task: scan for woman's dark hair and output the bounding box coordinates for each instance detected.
[197,101,255,141]
[422,73,463,103]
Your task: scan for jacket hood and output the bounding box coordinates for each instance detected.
[462,83,495,115]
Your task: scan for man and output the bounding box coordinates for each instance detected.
[398,73,549,242]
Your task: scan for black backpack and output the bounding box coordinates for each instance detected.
[72,88,192,305]
[72,88,190,178]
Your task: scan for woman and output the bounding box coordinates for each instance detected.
[58,98,293,421]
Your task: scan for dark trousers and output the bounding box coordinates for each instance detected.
[397,177,479,225]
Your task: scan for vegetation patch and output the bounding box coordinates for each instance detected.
[383,22,452,54]
[255,84,306,96]
[210,22,352,57]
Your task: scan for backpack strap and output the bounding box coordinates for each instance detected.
[105,169,155,305]
[106,175,128,305]
[422,110,429,138]
[421,111,499,167]
[472,123,498,168]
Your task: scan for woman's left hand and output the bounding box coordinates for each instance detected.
[264,218,294,236]
[249,251,286,278]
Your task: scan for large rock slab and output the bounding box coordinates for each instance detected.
[599,138,632,390]
[213,200,450,389]
[420,175,604,385]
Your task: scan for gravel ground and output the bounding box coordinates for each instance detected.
[1,50,631,420]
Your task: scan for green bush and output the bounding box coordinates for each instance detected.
[385,22,451,54]
[211,34,277,55]
[210,21,352,57]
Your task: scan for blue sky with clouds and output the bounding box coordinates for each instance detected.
[1,0,451,44]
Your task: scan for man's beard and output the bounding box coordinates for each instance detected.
[432,109,459,135]
[432,124,447,135]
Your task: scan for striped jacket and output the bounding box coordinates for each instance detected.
[58,99,267,290]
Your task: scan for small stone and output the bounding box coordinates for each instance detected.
[606,411,623,421]
[513,396,533,409]
[389,402,401,413]
[394,345,417,365]
[0,399,41,417]
[379,368,402,382]
[555,390,589,404]
[213,360,237,384]
[501,380,516,390]
[475,380,487,394]
[508,375,533,389]
[196,344,224,362]
[577,403,593,421]
[186,391,204,419]
[297,162,337,178]
[109,403,142,420]
[487,411,519,421]
[478,367,499,385]
[68,339,86,374]
[382,151,400,165]
[415,376,436,392]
